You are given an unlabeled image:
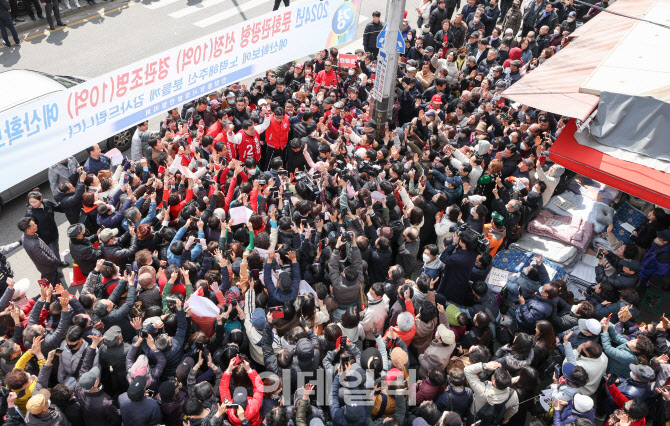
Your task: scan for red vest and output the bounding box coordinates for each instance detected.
[237,130,261,162]
[265,115,290,150]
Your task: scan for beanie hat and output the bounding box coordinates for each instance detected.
[573,394,594,413]
[127,375,147,401]
[159,381,178,402]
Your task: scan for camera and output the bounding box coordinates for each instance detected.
[141,330,149,338]
[340,228,353,243]
[166,297,178,311]
[258,179,267,185]
[450,223,490,253]
[596,249,604,259]
[295,172,320,201]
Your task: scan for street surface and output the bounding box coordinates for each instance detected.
[0,0,424,297]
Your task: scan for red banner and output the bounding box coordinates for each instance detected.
[338,54,357,68]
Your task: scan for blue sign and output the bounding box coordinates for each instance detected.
[376,24,406,53]
[376,25,387,49]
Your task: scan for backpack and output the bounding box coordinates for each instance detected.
[474,389,514,426]
[94,277,119,299]
[181,101,196,119]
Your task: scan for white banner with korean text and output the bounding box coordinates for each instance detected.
[0,0,361,194]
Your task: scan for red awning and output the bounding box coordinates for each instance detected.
[550,119,670,209]
[502,0,656,121]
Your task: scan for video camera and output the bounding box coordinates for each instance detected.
[295,172,320,201]
[449,223,490,254]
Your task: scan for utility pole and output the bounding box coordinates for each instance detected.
[370,0,407,141]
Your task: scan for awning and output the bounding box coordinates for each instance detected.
[502,0,656,120]
[549,119,670,209]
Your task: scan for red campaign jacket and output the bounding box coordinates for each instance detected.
[220,369,263,426]
[314,69,339,90]
[265,114,290,150]
[237,130,262,163]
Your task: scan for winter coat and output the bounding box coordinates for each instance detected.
[220,370,263,426]
[156,390,187,426]
[419,339,456,378]
[437,243,478,305]
[329,246,364,308]
[21,233,60,275]
[73,348,121,426]
[69,235,102,277]
[101,234,138,265]
[534,164,565,207]
[605,383,647,426]
[639,242,670,285]
[25,407,72,426]
[596,259,638,290]
[263,261,301,307]
[58,340,100,385]
[436,386,473,420]
[416,378,445,405]
[118,394,162,426]
[26,200,61,245]
[601,324,636,379]
[54,182,85,225]
[514,294,557,332]
[428,6,450,35]
[610,379,651,402]
[361,294,390,339]
[494,347,535,376]
[98,282,138,342]
[553,400,595,426]
[363,21,384,51]
[464,362,520,421]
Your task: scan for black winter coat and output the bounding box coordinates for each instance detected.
[437,243,478,305]
[69,235,102,276]
[54,181,85,225]
[363,21,384,50]
[26,200,61,244]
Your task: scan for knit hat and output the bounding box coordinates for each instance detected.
[437,324,455,345]
[445,304,462,326]
[573,394,594,413]
[251,308,266,329]
[391,347,409,367]
[12,278,30,299]
[78,366,100,392]
[127,375,147,401]
[441,412,462,426]
[491,211,505,227]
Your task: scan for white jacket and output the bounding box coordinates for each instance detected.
[563,341,608,396]
[361,294,390,340]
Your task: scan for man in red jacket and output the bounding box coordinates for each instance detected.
[226,116,271,164]
[263,107,291,170]
[314,59,339,91]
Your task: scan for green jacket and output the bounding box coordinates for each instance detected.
[601,324,635,378]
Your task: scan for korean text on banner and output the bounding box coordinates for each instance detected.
[0,0,361,195]
[338,54,358,68]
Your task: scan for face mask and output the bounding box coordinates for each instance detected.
[520,141,527,150]
[553,30,559,35]
[568,17,575,22]
[408,33,413,40]
[504,67,511,74]
[348,69,355,76]
[530,64,537,69]
[571,304,579,314]
[369,67,377,73]
[477,107,485,114]
[459,54,465,59]
[473,18,480,23]
[247,168,257,175]
[423,253,433,263]
[67,343,79,352]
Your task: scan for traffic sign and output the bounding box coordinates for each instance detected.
[376,25,387,49]
[376,24,406,53]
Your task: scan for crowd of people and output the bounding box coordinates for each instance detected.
[1,0,668,425]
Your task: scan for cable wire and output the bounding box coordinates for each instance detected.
[571,0,670,31]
